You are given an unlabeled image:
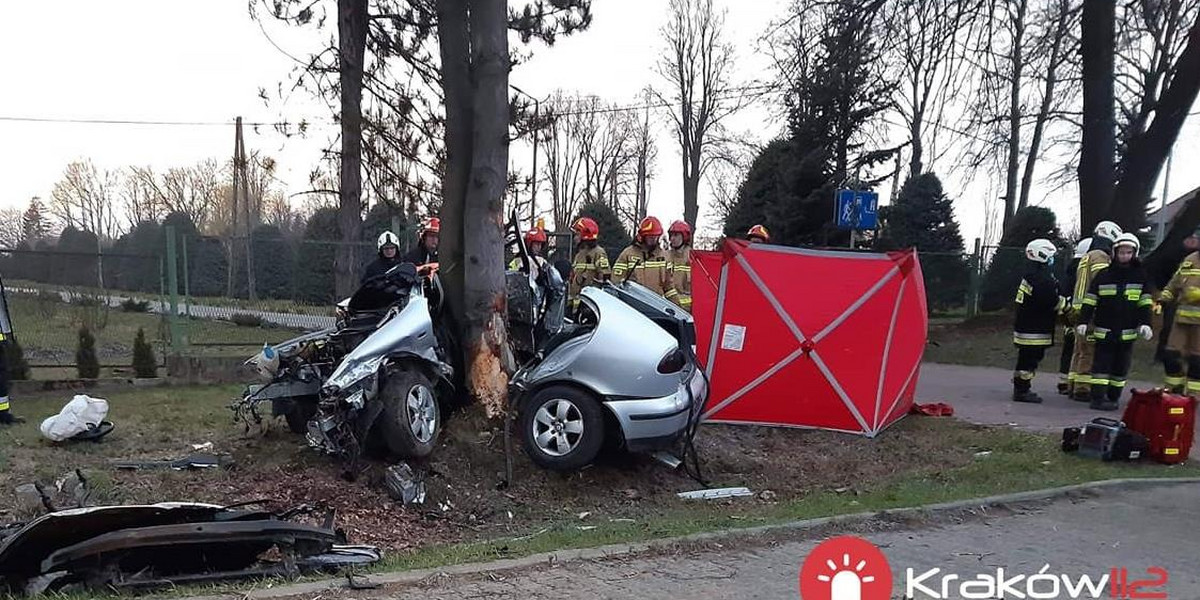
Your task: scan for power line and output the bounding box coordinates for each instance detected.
[0,115,317,127]
[0,83,786,128]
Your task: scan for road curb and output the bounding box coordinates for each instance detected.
[178,476,1200,600]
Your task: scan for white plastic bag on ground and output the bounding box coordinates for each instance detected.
[40,395,109,442]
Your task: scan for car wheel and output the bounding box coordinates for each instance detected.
[519,385,605,472]
[284,398,318,434]
[378,367,440,459]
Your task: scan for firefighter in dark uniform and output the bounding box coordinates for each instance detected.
[405,217,439,266]
[1076,233,1154,411]
[1068,220,1123,402]
[361,231,403,283]
[1057,238,1091,395]
[0,273,22,425]
[1012,239,1066,403]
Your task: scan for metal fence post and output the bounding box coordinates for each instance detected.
[166,226,181,353]
[967,237,982,318]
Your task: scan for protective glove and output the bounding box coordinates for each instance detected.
[1153,302,1164,315]
[1076,324,1089,337]
[1139,325,1153,341]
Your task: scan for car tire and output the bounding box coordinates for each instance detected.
[284,398,318,434]
[377,366,440,459]
[519,385,605,472]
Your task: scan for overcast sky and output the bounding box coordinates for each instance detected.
[1,0,1197,244]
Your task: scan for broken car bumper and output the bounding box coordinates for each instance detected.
[604,366,707,452]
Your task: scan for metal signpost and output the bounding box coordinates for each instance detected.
[835,189,879,248]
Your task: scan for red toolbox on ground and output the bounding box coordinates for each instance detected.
[1123,389,1196,464]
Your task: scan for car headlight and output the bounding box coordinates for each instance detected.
[326,356,385,394]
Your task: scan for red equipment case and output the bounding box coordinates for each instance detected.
[1122,389,1196,465]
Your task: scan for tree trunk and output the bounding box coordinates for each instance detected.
[461,0,511,417]
[1078,0,1116,233]
[1018,0,1067,211]
[1003,0,1027,228]
[1109,17,1200,230]
[438,0,472,328]
[335,0,368,299]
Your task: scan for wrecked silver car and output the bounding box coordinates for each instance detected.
[504,216,708,472]
[237,263,456,466]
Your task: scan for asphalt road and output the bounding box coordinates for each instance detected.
[375,483,1200,599]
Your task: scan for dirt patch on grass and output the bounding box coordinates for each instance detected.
[0,385,1008,555]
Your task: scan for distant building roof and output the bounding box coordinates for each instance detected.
[1147,185,1200,225]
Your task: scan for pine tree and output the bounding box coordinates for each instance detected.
[575,202,632,263]
[981,207,1065,311]
[132,328,158,378]
[877,174,968,311]
[723,1,894,247]
[76,326,100,379]
[21,197,48,243]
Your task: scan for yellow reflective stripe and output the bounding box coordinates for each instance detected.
[1091,263,1109,272]
[0,400,8,412]
[1165,375,1186,386]
[1067,372,1078,382]
[664,289,679,298]
[1181,269,1200,276]
[1015,370,1035,381]
[1180,308,1200,319]
[1121,331,1138,341]
[1139,295,1154,307]
[679,295,692,307]
[1013,336,1053,346]
[1098,289,1118,297]
[1110,379,1127,388]
[1187,380,1200,392]
[1081,295,1098,306]
[1090,377,1111,386]
[1161,290,1176,301]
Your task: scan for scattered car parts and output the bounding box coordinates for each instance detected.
[0,502,378,596]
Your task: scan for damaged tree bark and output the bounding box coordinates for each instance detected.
[438,0,512,417]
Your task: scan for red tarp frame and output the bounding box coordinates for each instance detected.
[692,240,928,437]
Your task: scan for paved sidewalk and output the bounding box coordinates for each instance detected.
[373,483,1200,599]
[916,362,1159,434]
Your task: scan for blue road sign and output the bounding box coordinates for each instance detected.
[835,189,879,230]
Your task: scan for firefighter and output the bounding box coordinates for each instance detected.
[568,217,610,308]
[361,231,403,283]
[667,220,693,312]
[1068,220,1123,402]
[614,216,679,303]
[747,225,770,244]
[509,227,547,271]
[0,275,20,425]
[1075,233,1153,411]
[1057,238,1091,395]
[1012,239,1065,403]
[1158,226,1200,394]
[405,217,439,266]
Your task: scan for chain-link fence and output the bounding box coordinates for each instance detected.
[0,248,170,379]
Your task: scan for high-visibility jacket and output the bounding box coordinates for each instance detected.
[1160,251,1200,325]
[1078,260,1153,343]
[1013,264,1064,346]
[667,246,692,312]
[569,244,611,301]
[613,244,679,302]
[1072,248,1111,313]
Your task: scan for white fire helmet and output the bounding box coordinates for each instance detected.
[1024,239,1057,264]
[1072,238,1092,259]
[377,231,400,252]
[1093,220,1122,242]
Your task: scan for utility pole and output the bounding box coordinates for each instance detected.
[1157,150,1174,247]
[235,117,257,301]
[530,97,540,225]
[226,121,238,297]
